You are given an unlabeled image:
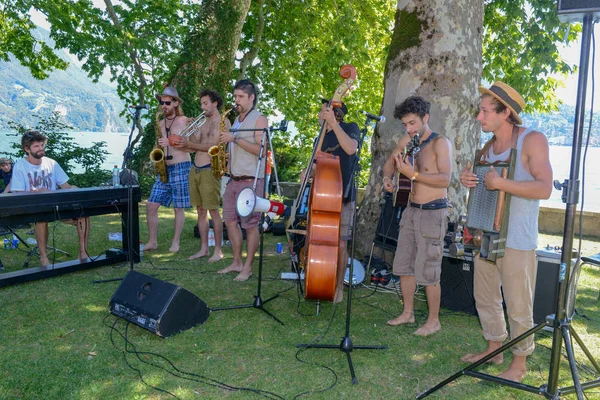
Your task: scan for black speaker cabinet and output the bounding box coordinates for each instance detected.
[109,270,210,337]
[533,249,570,325]
[557,0,600,21]
[440,252,477,315]
[373,192,405,252]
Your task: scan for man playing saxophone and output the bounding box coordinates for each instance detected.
[174,89,230,262]
[217,79,268,281]
[145,87,192,253]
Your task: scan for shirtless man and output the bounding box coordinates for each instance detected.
[383,96,452,336]
[175,89,230,262]
[145,87,192,253]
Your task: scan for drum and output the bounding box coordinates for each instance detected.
[344,258,365,286]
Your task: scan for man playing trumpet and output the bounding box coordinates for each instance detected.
[145,87,192,253]
[174,89,230,262]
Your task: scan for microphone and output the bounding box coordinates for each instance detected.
[360,110,386,123]
[129,104,149,110]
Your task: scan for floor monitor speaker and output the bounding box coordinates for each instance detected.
[109,270,210,337]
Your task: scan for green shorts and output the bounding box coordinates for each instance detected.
[189,166,221,210]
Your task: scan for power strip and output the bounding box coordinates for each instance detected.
[280,272,304,280]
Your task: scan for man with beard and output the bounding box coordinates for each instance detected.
[459,81,552,382]
[217,79,268,281]
[10,130,90,266]
[145,87,192,253]
[383,96,453,336]
[175,89,229,262]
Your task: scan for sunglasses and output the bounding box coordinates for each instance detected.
[159,101,173,106]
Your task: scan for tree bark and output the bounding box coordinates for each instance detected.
[169,0,252,116]
[356,0,484,256]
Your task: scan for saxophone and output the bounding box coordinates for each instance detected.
[208,108,233,179]
[149,110,168,183]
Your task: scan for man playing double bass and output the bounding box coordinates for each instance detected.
[303,99,360,303]
[383,96,452,336]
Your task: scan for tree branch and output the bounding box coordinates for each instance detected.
[237,0,266,80]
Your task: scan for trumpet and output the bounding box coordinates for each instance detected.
[168,112,207,146]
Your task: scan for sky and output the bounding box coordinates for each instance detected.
[554,23,600,110]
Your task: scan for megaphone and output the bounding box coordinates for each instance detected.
[236,187,286,218]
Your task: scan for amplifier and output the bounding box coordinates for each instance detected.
[533,248,579,325]
[440,250,477,315]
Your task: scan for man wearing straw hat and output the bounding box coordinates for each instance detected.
[145,87,192,253]
[460,81,553,382]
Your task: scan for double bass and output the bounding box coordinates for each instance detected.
[286,65,357,301]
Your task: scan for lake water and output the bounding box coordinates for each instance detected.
[1,131,600,211]
[0,130,132,172]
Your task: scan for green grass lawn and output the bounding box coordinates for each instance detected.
[1,204,600,399]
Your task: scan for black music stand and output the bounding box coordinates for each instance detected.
[211,123,285,325]
[418,13,600,400]
[296,115,387,384]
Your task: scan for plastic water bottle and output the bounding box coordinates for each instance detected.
[112,165,120,187]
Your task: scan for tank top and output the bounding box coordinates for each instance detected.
[229,109,266,178]
[486,127,539,250]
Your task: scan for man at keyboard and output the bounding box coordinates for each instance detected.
[9,131,90,266]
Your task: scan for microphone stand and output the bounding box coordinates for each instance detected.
[211,126,283,325]
[296,116,387,384]
[92,107,142,284]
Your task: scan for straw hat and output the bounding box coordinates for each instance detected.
[155,87,183,104]
[478,81,525,125]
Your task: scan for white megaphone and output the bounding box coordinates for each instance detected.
[236,187,286,218]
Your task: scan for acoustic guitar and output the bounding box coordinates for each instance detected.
[392,134,420,208]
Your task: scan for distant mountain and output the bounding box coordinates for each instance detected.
[0,28,129,133]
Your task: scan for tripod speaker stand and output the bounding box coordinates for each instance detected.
[418,11,600,400]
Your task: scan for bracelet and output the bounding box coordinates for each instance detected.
[234,135,240,144]
[410,172,419,181]
[383,176,392,182]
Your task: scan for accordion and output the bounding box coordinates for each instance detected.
[466,153,515,263]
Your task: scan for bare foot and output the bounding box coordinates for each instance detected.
[234,269,253,281]
[208,252,224,263]
[498,365,526,382]
[333,290,344,304]
[461,351,504,365]
[414,321,441,336]
[144,242,158,251]
[169,242,180,253]
[188,249,209,260]
[40,256,50,267]
[217,263,244,274]
[387,313,415,326]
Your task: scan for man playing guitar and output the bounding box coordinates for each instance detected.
[382,96,453,336]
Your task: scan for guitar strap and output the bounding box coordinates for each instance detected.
[415,132,439,156]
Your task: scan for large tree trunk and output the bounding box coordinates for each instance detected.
[169,0,252,116]
[136,0,251,174]
[355,0,483,256]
